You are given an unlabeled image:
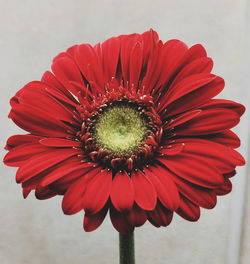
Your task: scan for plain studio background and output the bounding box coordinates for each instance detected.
[0,0,249,263]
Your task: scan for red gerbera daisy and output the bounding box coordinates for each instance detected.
[4,29,245,234]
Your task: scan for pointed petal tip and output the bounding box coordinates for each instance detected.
[22,188,32,199]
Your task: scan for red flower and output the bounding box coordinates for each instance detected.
[4,30,245,234]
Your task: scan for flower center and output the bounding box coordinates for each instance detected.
[94,105,148,155]
[78,87,163,171]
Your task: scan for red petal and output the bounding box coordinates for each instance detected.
[131,169,157,210]
[173,176,217,209]
[22,187,32,199]
[62,167,100,215]
[110,205,134,234]
[164,76,224,117]
[202,130,240,148]
[126,204,147,227]
[141,29,159,66]
[145,167,180,211]
[224,170,236,178]
[83,204,109,232]
[147,202,173,227]
[174,108,240,135]
[152,40,188,92]
[129,41,143,89]
[16,148,81,183]
[158,143,184,156]
[158,153,224,188]
[120,34,142,85]
[53,52,84,85]
[5,134,43,150]
[10,104,75,138]
[40,160,94,187]
[12,81,77,124]
[170,142,241,183]
[157,44,208,93]
[141,40,163,92]
[164,110,201,129]
[174,138,245,168]
[170,56,213,87]
[82,169,112,214]
[51,54,85,95]
[201,99,245,117]
[49,164,96,194]
[4,143,48,167]
[35,185,57,200]
[74,44,104,93]
[39,138,81,148]
[100,36,120,82]
[110,171,134,212]
[41,71,78,102]
[158,73,216,112]
[45,86,78,108]
[216,178,232,195]
[176,195,200,221]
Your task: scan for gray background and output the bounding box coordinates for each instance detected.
[0,0,249,263]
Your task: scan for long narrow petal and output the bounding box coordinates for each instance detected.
[39,138,81,148]
[131,169,157,210]
[163,76,224,117]
[129,41,143,89]
[40,160,94,187]
[173,139,245,169]
[9,104,76,138]
[41,70,79,102]
[172,176,217,209]
[62,167,100,215]
[158,155,223,188]
[50,165,96,194]
[170,57,213,87]
[52,55,85,96]
[74,44,104,93]
[5,134,43,150]
[164,110,201,129]
[4,143,48,167]
[201,99,245,116]
[173,108,240,135]
[120,34,142,85]
[159,73,216,110]
[82,169,112,214]
[144,167,180,211]
[16,148,81,183]
[201,130,241,148]
[100,36,120,82]
[110,171,134,212]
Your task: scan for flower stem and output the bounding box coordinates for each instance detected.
[119,232,135,264]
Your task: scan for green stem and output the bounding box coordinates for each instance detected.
[119,232,135,264]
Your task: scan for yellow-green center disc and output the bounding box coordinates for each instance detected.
[94,105,147,155]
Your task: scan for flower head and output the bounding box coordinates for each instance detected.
[4,30,245,234]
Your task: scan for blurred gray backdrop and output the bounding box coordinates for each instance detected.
[0,0,249,263]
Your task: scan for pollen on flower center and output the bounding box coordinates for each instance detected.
[93,105,148,155]
[80,91,162,170]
